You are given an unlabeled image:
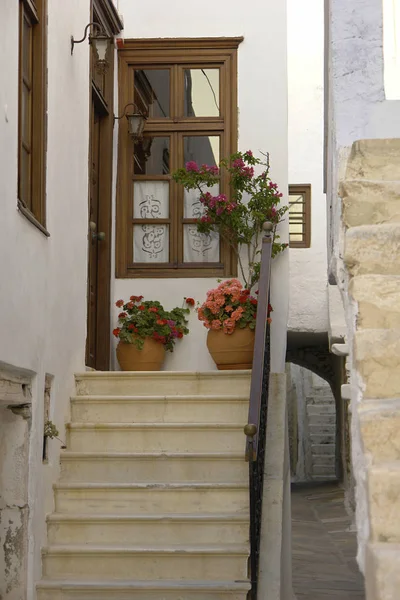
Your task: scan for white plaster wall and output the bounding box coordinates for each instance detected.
[113,0,289,373]
[383,0,400,99]
[327,0,400,282]
[0,0,90,595]
[287,0,328,334]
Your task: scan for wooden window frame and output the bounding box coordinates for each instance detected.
[116,38,242,279]
[288,184,311,248]
[18,0,47,233]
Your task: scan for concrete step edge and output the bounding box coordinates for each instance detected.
[42,544,249,555]
[54,482,248,490]
[47,513,249,523]
[61,452,245,461]
[36,579,251,591]
[71,395,250,402]
[67,423,245,430]
[75,371,252,378]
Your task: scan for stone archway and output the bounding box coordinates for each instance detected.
[286,345,337,394]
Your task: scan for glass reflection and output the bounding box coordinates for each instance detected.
[134,137,170,175]
[134,69,170,118]
[184,135,219,168]
[184,69,220,117]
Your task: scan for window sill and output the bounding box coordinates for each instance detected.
[17,200,50,237]
[117,265,228,279]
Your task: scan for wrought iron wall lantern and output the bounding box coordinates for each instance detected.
[114,103,148,143]
[71,22,111,73]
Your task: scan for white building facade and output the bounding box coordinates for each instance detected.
[288,0,328,336]
[111,0,290,374]
[0,0,289,597]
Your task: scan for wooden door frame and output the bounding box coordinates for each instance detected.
[87,0,122,370]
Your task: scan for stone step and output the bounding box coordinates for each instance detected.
[349,275,400,330]
[307,404,336,415]
[312,465,336,477]
[60,452,247,484]
[311,475,337,482]
[75,371,251,397]
[345,139,400,181]
[47,513,249,546]
[41,544,249,581]
[36,579,251,600]
[71,395,249,424]
[310,433,336,445]
[366,542,400,600]
[66,423,244,453]
[309,424,336,436]
[312,455,336,467]
[345,224,400,277]
[311,444,336,456]
[368,462,400,543]
[340,179,400,228]
[307,414,336,427]
[306,394,334,405]
[54,483,249,515]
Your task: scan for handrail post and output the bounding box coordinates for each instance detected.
[245,222,273,459]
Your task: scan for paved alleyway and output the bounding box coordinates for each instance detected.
[292,483,365,600]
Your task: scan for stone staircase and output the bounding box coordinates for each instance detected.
[306,387,336,480]
[340,139,400,598]
[36,371,251,600]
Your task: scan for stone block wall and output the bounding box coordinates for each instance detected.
[340,139,400,597]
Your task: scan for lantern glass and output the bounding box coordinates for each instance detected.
[93,34,109,62]
[127,113,146,140]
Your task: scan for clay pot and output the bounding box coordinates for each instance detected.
[207,327,255,370]
[116,339,165,371]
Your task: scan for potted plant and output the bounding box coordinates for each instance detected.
[198,279,273,370]
[173,150,288,290]
[173,150,283,368]
[113,296,190,371]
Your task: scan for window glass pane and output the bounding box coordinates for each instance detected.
[21,83,31,145]
[20,146,31,208]
[134,69,170,118]
[184,69,220,117]
[184,225,220,263]
[133,224,169,263]
[184,184,219,219]
[289,191,306,243]
[290,224,304,235]
[184,135,219,168]
[22,15,32,83]
[133,181,169,218]
[289,194,305,212]
[134,137,170,175]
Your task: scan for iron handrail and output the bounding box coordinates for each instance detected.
[244,221,273,598]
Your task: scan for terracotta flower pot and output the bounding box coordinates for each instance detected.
[207,327,255,370]
[116,339,165,371]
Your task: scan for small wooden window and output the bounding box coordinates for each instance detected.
[288,184,311,248]
[116,38,242,278]
[18,0,47,231]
